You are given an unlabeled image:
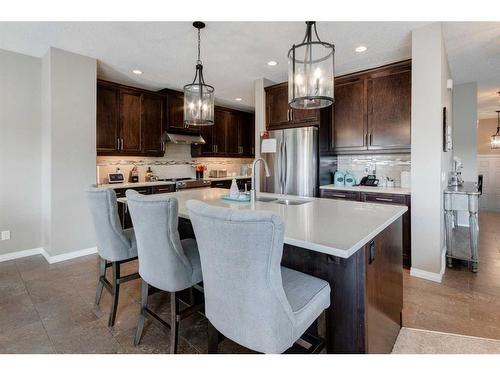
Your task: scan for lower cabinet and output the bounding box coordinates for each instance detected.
[210,178,251,190]
[115,184,175,228]
[320,189,411,268]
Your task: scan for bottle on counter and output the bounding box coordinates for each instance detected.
[129,166,139,183]
[229,178,240,198]
[145,167,153,182]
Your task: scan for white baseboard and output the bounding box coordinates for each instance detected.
[410,247,446,283]
[0,246,97,264]
[0,247,44,263]
[41,246,98,264]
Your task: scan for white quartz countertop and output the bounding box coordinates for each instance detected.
[320,184,411,196]
[118,188,407,259]
[98,181,176,189]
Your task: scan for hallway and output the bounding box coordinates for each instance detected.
[403,211,500,340]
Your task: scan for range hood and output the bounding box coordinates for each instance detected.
[163,131,206,145]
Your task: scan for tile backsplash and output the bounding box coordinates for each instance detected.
[320,153,411,187]
[96,143,254,184]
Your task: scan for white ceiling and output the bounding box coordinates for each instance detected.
[443,22,500,119]
[0,22,498,116]
[0,21,425,111]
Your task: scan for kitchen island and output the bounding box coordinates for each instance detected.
[118,188,407,353]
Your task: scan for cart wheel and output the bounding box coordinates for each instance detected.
[446,257,453,268]
[471,261,478,273]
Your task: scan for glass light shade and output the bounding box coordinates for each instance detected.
[491,134,500,149]
[183,81,214,127]
[288,23,334,109]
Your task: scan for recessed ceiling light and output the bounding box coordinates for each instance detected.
[132,69,143,75]
[267,60,278,66]
[355,46,367,53]
[235,97,243,101]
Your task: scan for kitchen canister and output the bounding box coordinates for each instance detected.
[333,170,345,186]
[401,171,411,188]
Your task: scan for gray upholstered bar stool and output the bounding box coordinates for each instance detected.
[126,190,203,354]
[86,187,140,327]
[186,200,331,354]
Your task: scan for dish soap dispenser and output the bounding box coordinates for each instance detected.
[229,178,239,198]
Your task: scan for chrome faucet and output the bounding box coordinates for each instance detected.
[251,158,271,203]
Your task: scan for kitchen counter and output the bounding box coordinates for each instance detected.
[98,181,176,189]
[320,184,411,195]
[118,188,407,259]
[204,175,251,181]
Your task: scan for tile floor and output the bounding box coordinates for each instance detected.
[2,211,500,353]
[0,254,251,354]
[403,211,500,340]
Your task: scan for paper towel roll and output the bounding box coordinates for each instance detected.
[401,171,411,188]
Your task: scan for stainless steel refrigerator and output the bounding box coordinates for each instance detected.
[260,126,318,197]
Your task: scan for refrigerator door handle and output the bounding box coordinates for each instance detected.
[279,137,285,194]
[283,139,288,194]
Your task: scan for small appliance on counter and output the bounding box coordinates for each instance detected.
[108,168,124,184]
[209,169,228,178]
[333,170,345,186]
[359,175,379,186]
[128,166,139,183]
[344,171,356,186]
[448,157,464,187]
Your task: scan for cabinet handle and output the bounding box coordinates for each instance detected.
[291,109,293,121]
[369,240,376,264]
[365,133,368,146]
[375,197,393,202]
[286,109,290,122]
[120,138,124,150]
[215,145,218,153]
[330,193,347,198]
[117,138,120,150]
[369,133,373,146]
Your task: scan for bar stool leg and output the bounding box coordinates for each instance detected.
[170,292,179,354]
[134,280,149,346]
[95,257,106,306]
[207,321,219,354]
[108,262,121,327]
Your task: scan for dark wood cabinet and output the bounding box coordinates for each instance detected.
[97,80,164,157]
[97,83,120,152]
[328,60,411,155]
[367,68,411,150]
[141,93,164,154]
[161,89,192,132]
[320,189,411,268]
[332,78,367,153]
[265,82,320,130]
[119,90,142,152]
[192,105,255,158]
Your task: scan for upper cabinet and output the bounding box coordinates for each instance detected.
[97,80,165,156]
[265,82,320,130]
[97,81,255,158]
[329,60,411,155]
[191,106,255,158]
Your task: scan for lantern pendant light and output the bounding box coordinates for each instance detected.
[491,110,500,149]
[288,21,335,110]
[184,21,214,127]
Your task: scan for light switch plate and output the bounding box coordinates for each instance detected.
[1,230,10,241]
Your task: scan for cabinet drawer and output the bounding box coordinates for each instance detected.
[361,193,407,205]
[151,184,175,194]
[211,180,232,189]
[320,189,361,201]
[113,186,151,198]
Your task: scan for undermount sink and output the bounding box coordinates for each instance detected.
[256,197,278,202]
[275,199,310,206]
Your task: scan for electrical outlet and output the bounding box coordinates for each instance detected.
[1,230,10,241]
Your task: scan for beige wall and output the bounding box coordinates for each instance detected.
[0,49,42,256]
[478,118,500,155]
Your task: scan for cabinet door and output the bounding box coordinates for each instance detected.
[142,93,163,154]
[165,90,187,131]
[290,107,320,124]
[120,89,142,152]
[239,112,255,156]
[225,110,240,155]
[213,108,228,154]
[332,79,367,152]
[199,123,214,155]
[367,70,411,150]
[319,106,333,154]
[266,84,290,129]
[97,83,120,152]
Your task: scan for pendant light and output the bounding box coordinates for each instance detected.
[288,21,335,110]
[491,110,500,149]
[184,21,214,127]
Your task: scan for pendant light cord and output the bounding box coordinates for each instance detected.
[197,28,202,65]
